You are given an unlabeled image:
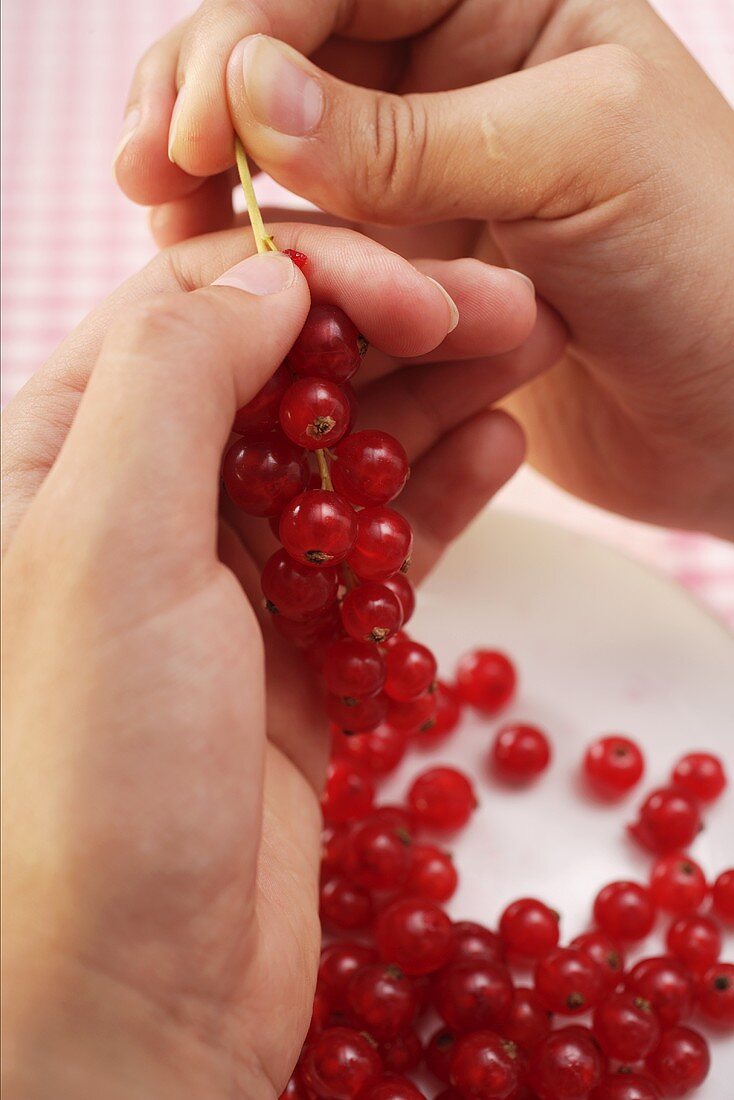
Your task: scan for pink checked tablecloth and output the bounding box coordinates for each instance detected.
[2,0,734,623]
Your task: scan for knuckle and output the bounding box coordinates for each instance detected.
[585,44,654,129]
[350,94,427,223]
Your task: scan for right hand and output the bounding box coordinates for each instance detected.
[116,0,734,538]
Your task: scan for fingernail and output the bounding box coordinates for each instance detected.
[425,277,460,333]
[167,84,186,163]
[241,35,324,136]
[506,269,535,296]
[213,252,298,295]
[113,107,141,165]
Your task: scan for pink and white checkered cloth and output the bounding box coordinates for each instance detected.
[2,0,733,622]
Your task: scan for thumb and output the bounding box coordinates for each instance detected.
[227,35,654,225]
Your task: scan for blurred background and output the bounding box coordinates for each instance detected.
[2,0,733,622]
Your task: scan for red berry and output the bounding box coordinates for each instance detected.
[426,1027,458,1082]
[449,1030,521,1100]
[279,377,351,449]
[382,574,415,626]
[324,638,386,700]
[375,897,454,976]
[280,1069,311,1100]
[341,582,404,644]
[308,986,332,1038]
[697,962,734,1026]
[491,723,551,784]
[501,987,552,1051]
[384,641,438,702]
[414,680,462,745]
[529,1026,606,1099]
[283,248,308,270]
[301,1026,381,1100]
[666,913,722,974]
[593,881,656,942]
[590,1072,661,1099]
[321,823,350,877]
[320,876,373,931]
[644,1026,710,1097]
[358,1077,425,1100]
[671,752,727,803]
[233,363,291,433]
[628,788,701,854]
[262,548,339,621]
[223,434,309,516]
[344,817,412,890]
[332,723,407,777]
[407,766,477,831]
[386,693,438,735]
[272,603,342,649]
[327,692,387,734]
[378,1031,423,1074]
[286,304,365,383]
[371,805,415,835]
[331,430,410,507]
[348,507,413,581]
[649,853,707,914]
[455,650,516,715]
[321,759,374,823]
[535,947,606,1015]
[280,490,357,567]
[318,942,378,1007]
[628,957,694,1027]
[452,921,506,967]
[583,736,645,799]
[570,931,626,993]
[434,960,514,1032]
[712,868,734,922]
[499,898,560,960]
[346,963,418,1038]
[405,843,458,902]
[592,990,661,1062]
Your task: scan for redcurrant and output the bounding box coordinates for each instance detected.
[712,868,734,922]
[280,490,357,567]
[318,942,378,1008]
[649,852,707,914]
[344,816,412,890]
[627,957,694,1027]
[382,573,415,626]
[386,693,438,735]
[332,723,407,777]
[358,1077,425,1100]
[301,1026,381,1100]
[455,650,516,715]
[384,641,438,701]
[491,724,551,784]
[280,377,351,450]
[233,362,291,434]
[449,1031,521,1100]
[348,507,413,581]
[262,549,339,621]
[529,1026,606,1099]
[499,898,560,960]
[570,931,625,993]
[407,767,477,831]
[341,582,403,644]
[644,1026,710,1096]
[378,1030,423,1074]
[426,1027,458,1082]
[326,692,387,735]
[501,987,552,1051]
[593,881,656,942]
[405,843,458,902]
[320,876,373,931]
[321,759,374,823]
[590,1072,662,1099]
[415,680,462,744]
[666,913,722,974]
[433,959,514,1032]
[223,434,308,516]
[535,947,606,1015]
[628,787,701,854]
[671,752,727,803]
[286,304,365,383]
[697,962,734,1027]
[583,736,645,799]
[592,990,660,1062]
[345,963,418,1038]
[331,430,410,507]
[323,638,386,700]
[375,897,455,976]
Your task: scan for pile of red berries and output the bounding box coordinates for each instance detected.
[220,253,731,1099]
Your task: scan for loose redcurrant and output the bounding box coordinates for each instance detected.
[449,1031,521,1100]
[491,724,551,784]
[501,987,552,1052]
[426,1027,458,1082]
[326,692,387,734]
[407,766,477,831]
[666,913,722,974]
[671,752,727,803]
[712,868,734,922]
[570,931,626,993]
[583,736,645,799]
[301,1026,381,1100]
[384,641,438,702]
[434,959,513,1032]
[590,1072,662,1099]
[262,549,339,621]
[649,852,707,914]
[332,723,408,777]
[341,582,403,644]
[644,1026,710,1096]
[233,362,291,434]
[592,990,661,1062]
[382,573,416,626]
[331,430,410,507]
[627,957,694,1027]
[628,788,701,854]
[318,941,378,1007]
[405,843,458,902]
[535,947,606,1015]
[499,898,560,960]
[593,881,656,942]
[321,759,374,823]
[320,876,373,931]
[345,963,418,1038]
[697,962,734,1026]
[529,1026,606,1100]
[347,506,413,581]
[280,490,357,567]
[223,434,309,516]
[378,1030,423,1074]
[286,304,365,383]
[455,650,516,715]
[279,377,351,450]
[323,638,386,700]
[375,897,455,976]
[344,816,412,890]
[358,1077,426,1100]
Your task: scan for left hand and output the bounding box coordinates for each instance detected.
[1,225,559,1099]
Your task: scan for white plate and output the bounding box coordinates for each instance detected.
[380,510,734,1097]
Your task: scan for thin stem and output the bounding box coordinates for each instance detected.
[234,137,277,255]
[316,448,334,491]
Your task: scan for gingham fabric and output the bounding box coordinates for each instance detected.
[2,0,733,622]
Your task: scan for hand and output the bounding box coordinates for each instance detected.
[1,226,553,1099]
[115,0,734,537]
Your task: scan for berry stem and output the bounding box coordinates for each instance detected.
[234,137,277,255]
[316,448,334,491]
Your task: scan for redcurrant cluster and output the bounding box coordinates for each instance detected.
[224,250,443,738]
[285,641,732,1100]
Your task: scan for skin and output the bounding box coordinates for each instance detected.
[115,0,734,536]
[1,228,557,1099]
